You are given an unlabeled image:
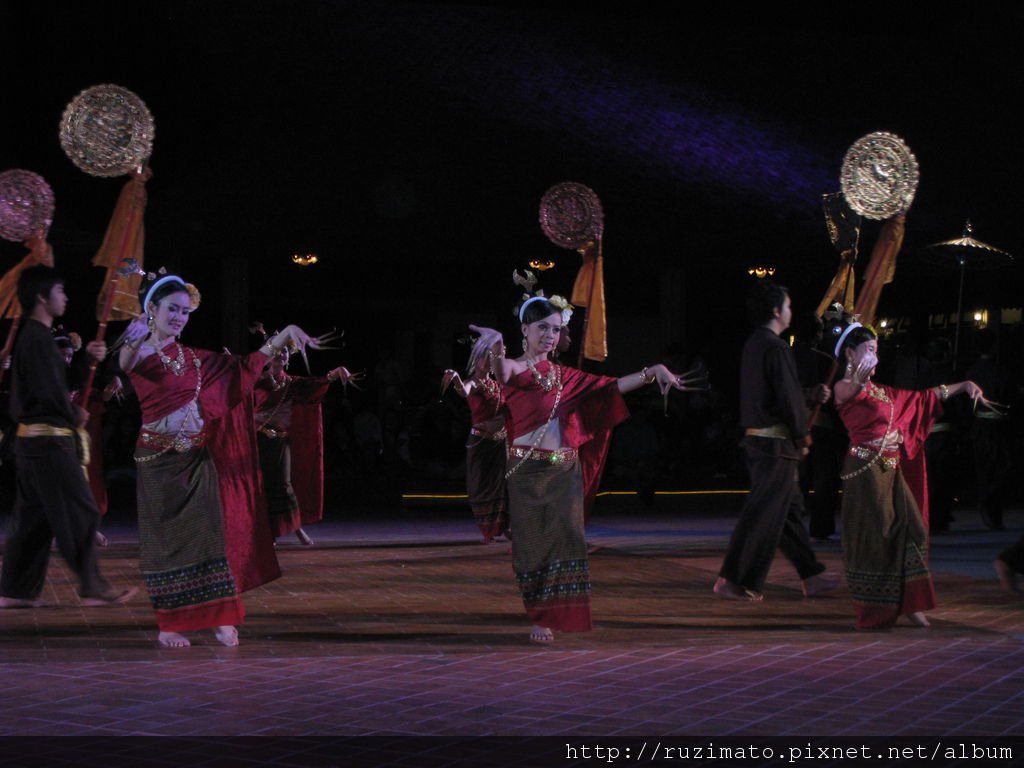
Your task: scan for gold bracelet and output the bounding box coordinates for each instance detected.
[939,383,949,401]
[641,366,656,385]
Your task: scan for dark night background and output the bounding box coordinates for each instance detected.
[2,2,1023,503]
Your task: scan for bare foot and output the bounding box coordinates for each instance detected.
[94,530,109,547]
[295,528,314,546]
[993,559,1020,593]
[158,631,191,648]
[80,587,138,606]
[529,625,554,643]
[713,577,764,602]
[214,625,239,647]
[907,612,931,628]
[802,572,840,598]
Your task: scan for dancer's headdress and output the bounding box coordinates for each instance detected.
[823,302,876,358]
[138,267,201,312]
[512,269,573,324]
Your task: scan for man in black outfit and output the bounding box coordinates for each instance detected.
[715,281,837,601]
[0,265,136,609]
[967,329,1014,532]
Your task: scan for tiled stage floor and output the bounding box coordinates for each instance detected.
[1,498,1022,765]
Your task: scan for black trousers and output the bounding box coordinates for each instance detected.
[974,421,1014,530]
[925,431,958,533]
[720,437,825,592]
[998,535,1024,575]
[0,435,111,600]
[802,424,844,539]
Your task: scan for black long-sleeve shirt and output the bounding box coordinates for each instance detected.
[9,319,77,429]
[739,326,808,441]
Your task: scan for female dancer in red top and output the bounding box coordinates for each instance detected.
[120,273,321,648]
[831,315,985,629]
[470,297,691,642]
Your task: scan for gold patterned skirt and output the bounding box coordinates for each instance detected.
[840,457,935,630]
[506,451,591,632]
[136,445,244,632]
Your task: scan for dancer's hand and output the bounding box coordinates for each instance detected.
[327,366,362,387]
[648,364,682,395]
[653,364,710,395]
[441,369,467,398]
[963,381,984,402]
[468,325,504,373]
[124,314,150,344]
[275,325,311,351]
[851,349,877,383]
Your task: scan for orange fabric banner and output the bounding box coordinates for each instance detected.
[815,249,857,318]
[855,214,905,327]
[93,172,149,320]
[0,238,55,320]
[570,239,607,362]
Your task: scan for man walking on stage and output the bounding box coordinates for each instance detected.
[1,265,136,609]
[715,281,837,601]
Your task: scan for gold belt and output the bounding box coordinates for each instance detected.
[258,426,289,439]
[507,445,578,465]
[17,423,91,468]
[470,426,507,441]
[139,429,207,453]
[17,423,75,438]
[745,424,791,439]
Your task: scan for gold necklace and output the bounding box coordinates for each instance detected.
[158,341,187,376]
[526,359,561,393]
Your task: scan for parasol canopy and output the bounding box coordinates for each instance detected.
[921,220,1014,271]
[920,220,1013,368]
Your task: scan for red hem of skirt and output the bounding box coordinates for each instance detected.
[854,577,936,630]
[155,597,246,632]
[526,599,592,632]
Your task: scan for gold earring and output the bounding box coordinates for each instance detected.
[147,315,156,333]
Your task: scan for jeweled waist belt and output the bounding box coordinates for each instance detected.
[258,425,289,439]
[138,429,207,453]
[507,445,578,465]
[849,444,899,470]
[470,426,507,441]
